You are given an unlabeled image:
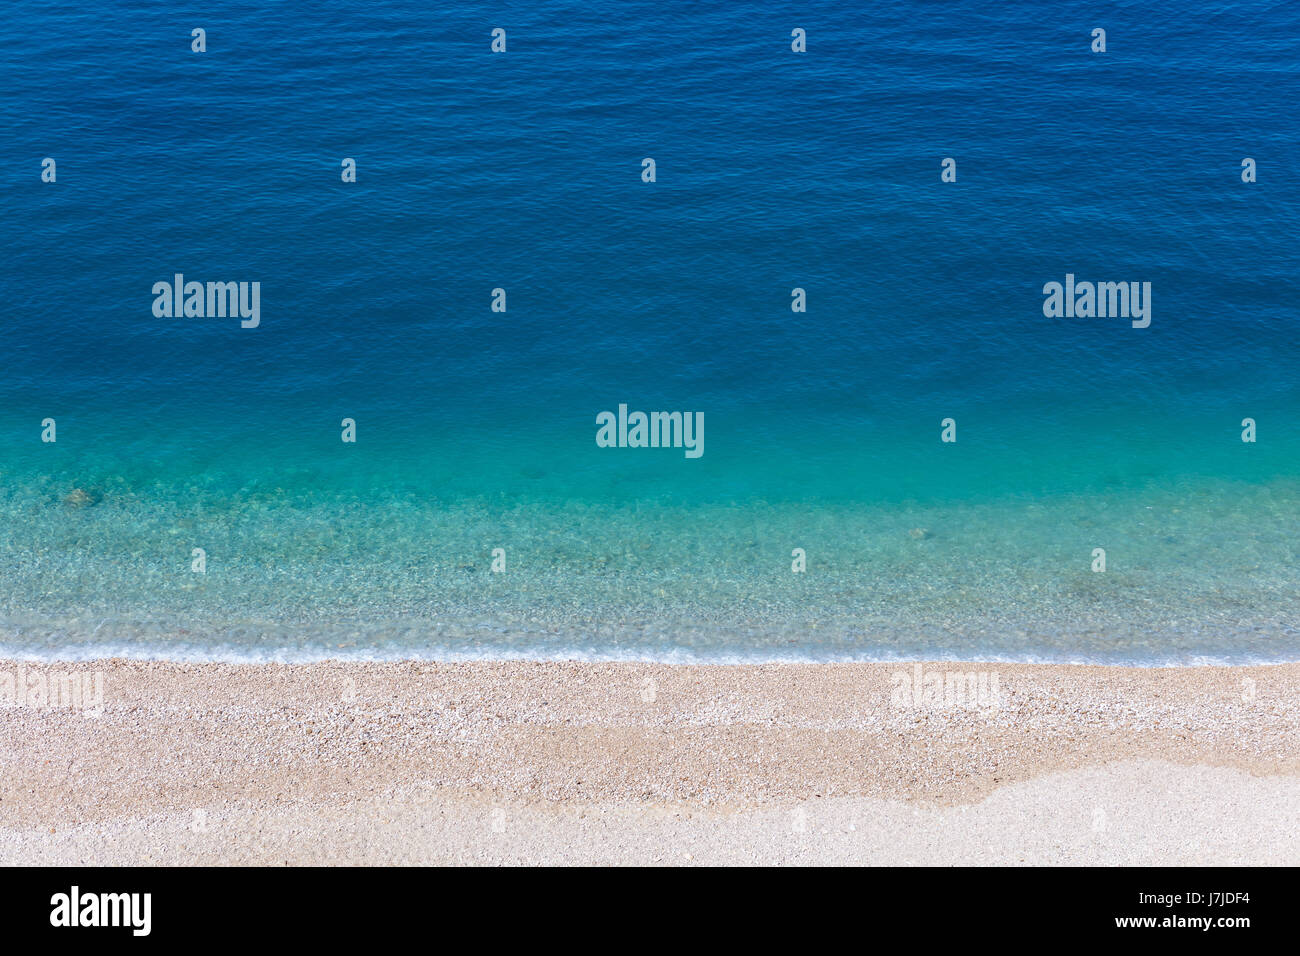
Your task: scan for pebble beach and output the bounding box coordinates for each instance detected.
[2,659,1296,865]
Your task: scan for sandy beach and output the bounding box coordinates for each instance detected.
[1,658,1297,865]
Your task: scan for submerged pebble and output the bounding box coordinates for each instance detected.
[63,488,102,508]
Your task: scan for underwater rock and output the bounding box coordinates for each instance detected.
[63,487,102,508]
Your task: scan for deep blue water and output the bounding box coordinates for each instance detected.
[1,2,1298,662]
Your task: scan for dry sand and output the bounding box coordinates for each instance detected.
[1,659,1297,865]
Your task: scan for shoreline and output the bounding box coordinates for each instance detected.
[6,644,1300,668]
[2,658,1297,864]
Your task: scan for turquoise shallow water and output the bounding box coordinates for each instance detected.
[1,2,1298,662]
[2,427,1298,663]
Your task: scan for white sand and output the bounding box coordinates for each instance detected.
[1,659,1296,865]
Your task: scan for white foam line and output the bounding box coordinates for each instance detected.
[0,642,1293,668]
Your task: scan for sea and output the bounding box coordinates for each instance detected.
[1,1,1297,663]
